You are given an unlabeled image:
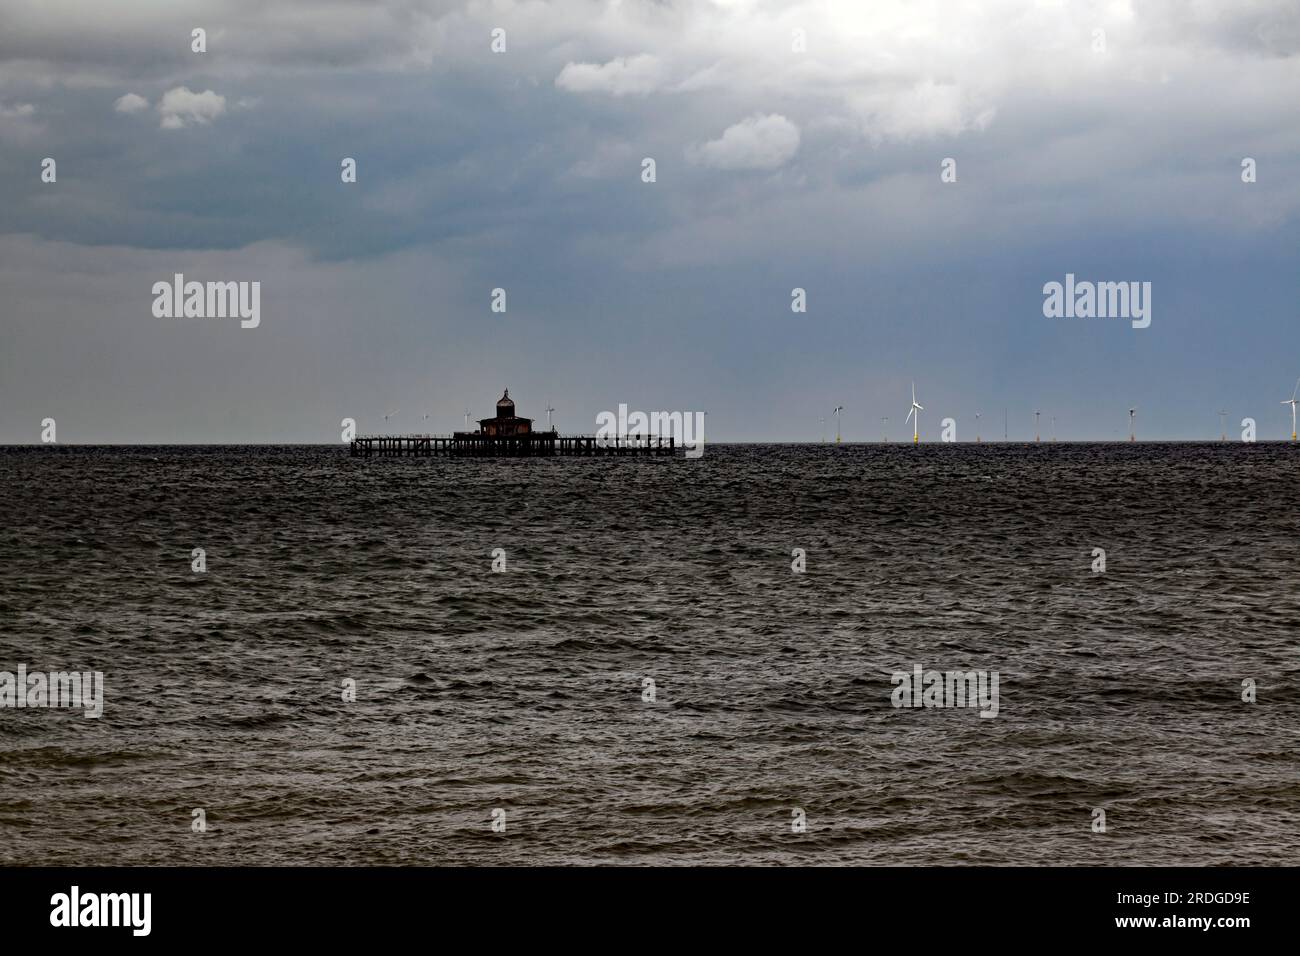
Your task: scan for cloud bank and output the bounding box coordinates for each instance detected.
[1,1,1299,441]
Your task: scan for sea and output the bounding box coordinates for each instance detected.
[1,443,1297,865]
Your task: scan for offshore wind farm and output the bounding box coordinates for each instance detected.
[797,378,1300,444]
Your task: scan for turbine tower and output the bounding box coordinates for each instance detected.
[384,408,399,431]
[1034,410,1040,443]
[1128,407,1137,442]
[820,416,825,443]
[1283,379,1299,442]
[545,403,555,430]
[1217,409,1227,442]
[464,409,470,430]
[906,383,923,444]
[975,411,981,443]
[1051,416,1056,442]
[833,406,844,444]
[881,417,889,443]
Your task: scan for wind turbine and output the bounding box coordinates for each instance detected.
[1034,410,1040,443]
[881,417,889,443]
[975,411,981,443]
[1051,416,1057,442]
[464,409,471,431]
[422,411,431,435]
[820,416,825,443]
[1283,379,1299,441]
[1128,407,1137,442]
[906,383,923,444]
[545,403,555,431]
[1217,409,1227,442]
[384,408,399,432]
[833,406,844,444]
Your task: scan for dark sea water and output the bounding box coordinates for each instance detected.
[1,443,1298,866]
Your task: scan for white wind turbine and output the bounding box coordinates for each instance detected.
[384,408,399,432]
[1283,379,1299,442]
[1217,409,1227,442]
[975,411,981,443]
[464,409,471,430]
[881,416,889,443]
[1034,409,1041,443]
[819,416,825,442]
[906,383,923,444]
[833,406,844,444]
[1128,407,1137,442]
[545,403,556,431]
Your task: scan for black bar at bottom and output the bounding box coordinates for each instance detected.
[0,866,1286,941]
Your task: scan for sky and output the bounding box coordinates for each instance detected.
[1,0,1299,442]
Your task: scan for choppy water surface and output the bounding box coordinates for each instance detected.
[1,443,1298,865]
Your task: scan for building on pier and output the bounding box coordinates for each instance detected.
[470,389,536,438]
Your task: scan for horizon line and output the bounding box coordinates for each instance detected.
[3,440,1295,448]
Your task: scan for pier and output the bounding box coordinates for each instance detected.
[349,433,676,458]
[352,389,678,458]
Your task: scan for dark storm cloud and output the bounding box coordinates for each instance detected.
[1,1,1299,442]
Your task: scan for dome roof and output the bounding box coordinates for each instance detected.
[496,389,515,414]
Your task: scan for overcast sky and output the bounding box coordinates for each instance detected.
[2,0,1299,442]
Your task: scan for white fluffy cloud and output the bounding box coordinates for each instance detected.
[113,92,148,113]
[849,80,996,142]
[158,86,225,129]
[690,114,800,171]
[555,54,664,96]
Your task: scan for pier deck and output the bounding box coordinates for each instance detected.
[350,433,676,458]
